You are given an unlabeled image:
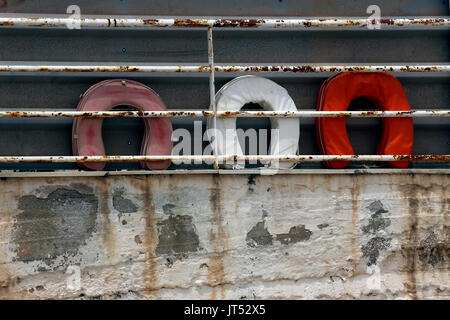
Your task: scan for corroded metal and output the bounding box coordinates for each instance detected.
[0,64,206,73]
[0,110,447,118]
[0,110,212,118]
[0,64,447,73]
[215,110,450,118]
[213,65,450,73]
[0,155,448,163]
[0,17,448,29]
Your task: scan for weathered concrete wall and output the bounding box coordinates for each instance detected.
[0,172,448,299]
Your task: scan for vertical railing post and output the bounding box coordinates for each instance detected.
[207,26,219,170]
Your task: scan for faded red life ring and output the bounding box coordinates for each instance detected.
[72,79,173,170]
[316,72,413,169]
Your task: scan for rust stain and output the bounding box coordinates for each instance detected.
[173,19,209,28]
[0,246,12,299]
[141,177,158,296]
[214,65,446,73]
[350,176,360,274]
[142,19,160,26]
[0,64,446,74]
[198,65,210,73]
[213,19,265,28]
[440,186,448,219]
[207,175,228,299]
[401,182,419,300]
[0,206,32,299]
[379,19,395,25]
[2,109,447,120]
[0,17,447,29]
[98,179,117,266]
[393,155,449,162]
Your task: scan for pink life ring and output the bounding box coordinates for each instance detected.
[72,79,173,170]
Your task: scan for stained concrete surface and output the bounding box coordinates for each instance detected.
[0,172,448,299]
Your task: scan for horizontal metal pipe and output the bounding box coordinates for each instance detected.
[0,64,448,74]
[0,110,448,118]
[213,65,450,73]
[0,65,206,73]
[0,155,447,163]
[0,17,448,29]
[215,110,450,118]
[0,110,211,118]
[1,168,449,178]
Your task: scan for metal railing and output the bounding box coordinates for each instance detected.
[0,16,449,29]
[0,110,448,118]
[0,155,447,164]
[0,15,449,170]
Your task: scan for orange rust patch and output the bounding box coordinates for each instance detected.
[213,19,265,28]
[400,182,419,300]
[173,19,209,28]
[141,177,159,296]
[142,19,160,26]
[97,179,117,265]
[207,175,229,299]
[350,176,361,273]
[0,247,12,298]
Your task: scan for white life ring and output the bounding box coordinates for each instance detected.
[207,76,300,169]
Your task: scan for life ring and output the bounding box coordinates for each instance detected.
[207,75,300,169]
[316,72,413,169]
[72,79,173,170]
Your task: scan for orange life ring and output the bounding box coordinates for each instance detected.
[72,79,173,170]
[316,72,413,169]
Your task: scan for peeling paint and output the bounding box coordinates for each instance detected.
[362,201,391,234]
[247,175,256,193]
[112,188,138,214]
[246,221,273,247]
[155,215,201,255]
[361,237,392,266]
[0,17,448,29]
[0,173,447,299]
[417,228,449,267]
[276,225,313,245]
[0,110,448,118]
[13,188,97,270]
[361,201,392,266]
[162,203,176,215]
[134,235,142,245]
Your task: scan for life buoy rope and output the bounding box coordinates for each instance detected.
[207,75,300,169]
[72,79,173,170]
[316,72,413,169]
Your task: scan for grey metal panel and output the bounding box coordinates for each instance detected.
[0,29,208,63]
[0,75,211,109]
[0,29,448,64]
[213,30,450,63]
